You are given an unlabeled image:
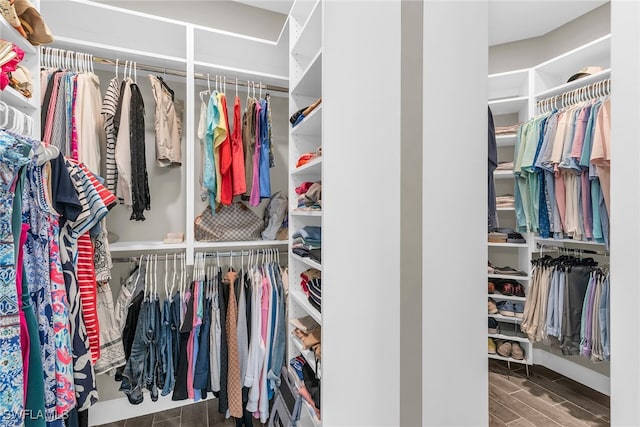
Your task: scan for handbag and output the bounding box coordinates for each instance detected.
[14,0,54,45]
[194,202,264,242]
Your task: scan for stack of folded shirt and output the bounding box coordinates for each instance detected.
[300,268,321,296]
[308,278,321,312]
[496,194,515,209]
[496,161,514,171]
[495,123,522,135]
[292,226,322,263]
[295,181,322,210]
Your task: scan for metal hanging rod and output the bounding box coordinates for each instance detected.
[536,244,609,257]
[40,46,289,93]
[197,249,288,257]
[536,78,610,113]
[111,253,186,264]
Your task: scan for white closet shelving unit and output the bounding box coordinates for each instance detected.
[34,1,292,424]
[0,5,41,138]
[288,0,322,425]
[488,66,534,368]
[489,33,611,395]
[39,0,290,268]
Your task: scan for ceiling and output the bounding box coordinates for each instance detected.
[91,0,609,46]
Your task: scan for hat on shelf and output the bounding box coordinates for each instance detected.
[567,66,603,83]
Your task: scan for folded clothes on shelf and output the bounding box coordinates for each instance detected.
[496,161,514,171]
[296,181,322,210]
[494,123,522,135]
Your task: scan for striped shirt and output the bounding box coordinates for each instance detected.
[102,77,120,194]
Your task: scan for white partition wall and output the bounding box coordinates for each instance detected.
[610,1,640,425]
[322,1,402,425]
[422,1,489,425]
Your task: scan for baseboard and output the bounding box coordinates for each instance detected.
[88,393,216,425]
[532,348,610,396]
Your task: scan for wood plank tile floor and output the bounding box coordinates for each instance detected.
[96,361,610,427]
[489,360,610,427]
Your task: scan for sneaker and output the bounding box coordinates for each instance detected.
[507,232,526,244]
[488,317,499,334]
[497,301,515,317]
[513,303,525,319]
[488,338,497,354]
[496,340,512,358]
[511,342,525,360]
[488,298,498,314]
[488,281,496,294]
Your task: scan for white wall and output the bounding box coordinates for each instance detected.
[323,1,402,425]
[489,2,610,73]
[610,1,640,424]
[423,1,488,425]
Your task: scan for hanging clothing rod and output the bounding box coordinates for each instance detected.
[536,244,609,256]
[536,78,610,113]
[40,46,289,93]
[111,248,287,263]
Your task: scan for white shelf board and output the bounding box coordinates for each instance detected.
[535,68,611,100]
[291,104,322,137]
[488,242,528,248]
[496,134,517,147]
[291,0,321,58]
[488,96,528,115]
[488,294,526,302]
[534,34,611,77]
[291,252,322,271]
[0,86,39,111]
[488,273,529,281]
[488,332,530,344]
[488,353,531,365]
[290,335,321,378]
[291,49,321,98]
[496,207,515,211]
[109,241,187,253]
[535,237,607,249]
[290,289,321,324]
[290,0,318,24]
[292,209,322,217]
[489,313,522,324]
[0,18,36,56]
[291,156,322,176]
[193,240,288,250]
[493,170,514,179]
[488,68,529,100]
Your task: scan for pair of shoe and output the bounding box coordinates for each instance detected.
[488,298,498,314]
[488,281,496,294]
[507,232,526,243]
[495,340,525,360]
[497,301,524,318]
[488,317,499,334]
[494,281,526,297]
[488,338,497,354]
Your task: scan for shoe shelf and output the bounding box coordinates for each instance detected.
[488,294,526,302]
[495,134,517,147]
[488,332,529,344]
[488,353,530,365]
[488,242,529,248]
[291,209,322,217]
[489,313,523,324]
[488,273,529,281]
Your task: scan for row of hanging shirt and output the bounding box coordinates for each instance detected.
[41,54,184,222]
[114,249,287,424]
[513,86,610,248]
[521,253,610,361]
[0,125,123,426]
[197,79,274,210]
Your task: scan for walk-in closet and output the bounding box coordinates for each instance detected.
[1,1,640,426]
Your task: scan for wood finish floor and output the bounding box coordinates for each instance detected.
[96,361,610,427]
[489,360,610,427]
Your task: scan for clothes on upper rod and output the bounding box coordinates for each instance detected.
[521,255,610,361]
[198,89,274,210]
[513,95,610,248]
